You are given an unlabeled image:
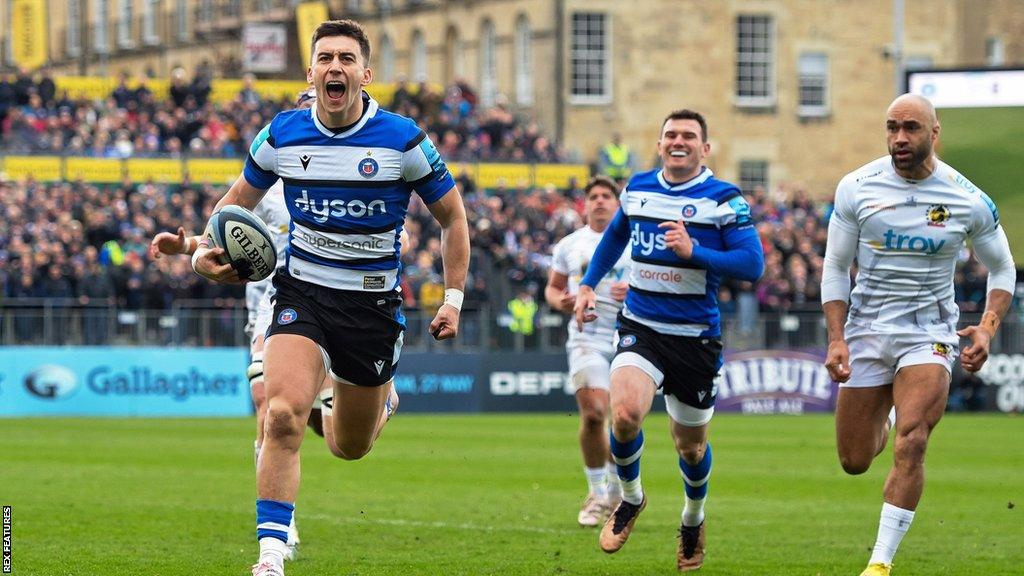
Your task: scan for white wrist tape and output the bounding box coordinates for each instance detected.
[443,288,464,312]
[190,238,211,274]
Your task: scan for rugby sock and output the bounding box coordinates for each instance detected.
[256,499,294,564]
[606,461,622,499]
[584,466,609,499]
[610,429,644,505]
[868,502,915,566]
[679,443,712,527]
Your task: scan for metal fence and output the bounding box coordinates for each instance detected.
[1,300,1020,355]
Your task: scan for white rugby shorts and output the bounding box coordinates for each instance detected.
[569,345,614,391]
[843,329,957,388]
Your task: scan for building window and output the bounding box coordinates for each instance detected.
[445,25,463,84]
[986,37,1005,67]
[95,0,110,54]
[411,29,426,82]
[570,12,610,104]
[176,0,188,41]
[797,52,829,117]
[480,19,497,108]
[515,15,533,106]
[143,0,160,46]
[198,0,213,24]
[739,160,769,194]
[379,34,395,82]
[66,0,82,57]
[118,0,134,48]
[735,14,775,107]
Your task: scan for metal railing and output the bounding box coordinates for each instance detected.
[2,301,1020,355]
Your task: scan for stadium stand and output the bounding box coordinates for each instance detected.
[0,76,1006,349]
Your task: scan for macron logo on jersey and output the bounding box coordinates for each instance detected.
[873,228,946,254]
[294,190,386,223]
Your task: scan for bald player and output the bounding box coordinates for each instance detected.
[821,94,1015,576]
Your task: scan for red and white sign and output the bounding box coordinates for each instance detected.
[243,23,287,73]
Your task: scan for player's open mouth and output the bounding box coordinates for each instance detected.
[669,150,689,157]
[893,150,912,159]
[325,81,346,100]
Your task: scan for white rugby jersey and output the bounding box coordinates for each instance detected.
[551,225,631,351]
[823,155,1015,337]
[245,179,291,311]
[243,92,454,291]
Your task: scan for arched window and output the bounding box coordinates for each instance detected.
[379,34,395,82]
[479,19,497,108]
[411,29,427,81]
[514,15,533,106]
[445,25,464,84]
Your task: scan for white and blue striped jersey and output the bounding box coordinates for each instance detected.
[581,167,764,337]
[243,92,455,291]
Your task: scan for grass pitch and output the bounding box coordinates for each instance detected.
[935,106,1024,259]
[1,413,1021,575]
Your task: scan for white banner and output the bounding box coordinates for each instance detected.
[243,23,287,73]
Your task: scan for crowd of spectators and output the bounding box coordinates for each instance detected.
[389,77,572,164]
[0,68,571,164]
[1,68,295,159]
[2,174,1001,319]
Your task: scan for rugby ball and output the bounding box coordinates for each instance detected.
[203,205,277,281]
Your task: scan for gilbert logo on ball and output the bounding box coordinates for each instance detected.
[204,205,278,281]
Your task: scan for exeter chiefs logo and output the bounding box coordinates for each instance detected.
[358,156,379,178]
[931,343,951,357]
[926,204,950,227]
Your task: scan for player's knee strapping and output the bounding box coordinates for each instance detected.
[247,352,264,387]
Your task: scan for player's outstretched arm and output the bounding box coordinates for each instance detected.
[958,223,1017,372]
[573,286,599,331]
[544,270,575,314]
[149,227,194,259]
[426,186,470,340]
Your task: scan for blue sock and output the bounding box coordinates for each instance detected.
[610,429,644,504]
[256,499,294,543]
[679,443,712,526]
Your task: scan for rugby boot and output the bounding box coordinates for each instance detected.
[577,493,612,527]
[599,496,647,553]
[859,563,891,576]
[676,520,705,571]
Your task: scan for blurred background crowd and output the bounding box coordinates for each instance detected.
[0,69,1005,345]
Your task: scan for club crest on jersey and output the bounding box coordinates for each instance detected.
[682,204,698,218]
[932,343,951,357]
[278,308,298,325]
[926,204,950,227]
[619,335,637,348]
[359,157,379,178]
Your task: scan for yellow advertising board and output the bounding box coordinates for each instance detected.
[126,159,184,183]
[533,164,590,189]
[475,163,533,189]
[10,0,48,71]
[295,2,330,69]
[1,156,62,182]
[446,162,478,182]
[65,158,124,183]
[186,159,244,185]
